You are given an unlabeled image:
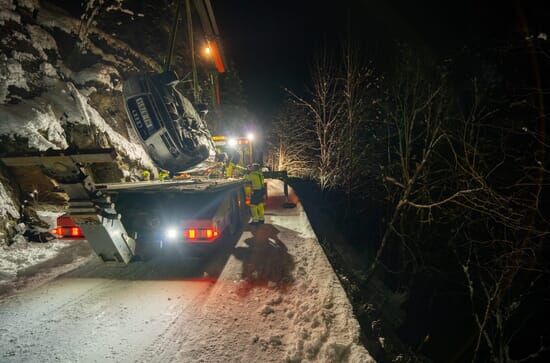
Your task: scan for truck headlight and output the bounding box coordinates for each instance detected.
[165,227,179,240]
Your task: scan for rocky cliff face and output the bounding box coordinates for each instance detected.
[0,0,174,244]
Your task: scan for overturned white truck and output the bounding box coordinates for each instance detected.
[123,71,215,173]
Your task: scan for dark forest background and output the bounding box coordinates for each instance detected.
[266,2,550,362]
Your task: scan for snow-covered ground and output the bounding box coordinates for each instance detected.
[1,238,72,280]
[0,181,373,362]
[0,209,93,295]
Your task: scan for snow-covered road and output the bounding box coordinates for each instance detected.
[0,181,372,363]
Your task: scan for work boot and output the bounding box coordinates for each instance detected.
[258,220,265,224]
[249,221,259,226]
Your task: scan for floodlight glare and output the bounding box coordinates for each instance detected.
[165,227,178,240]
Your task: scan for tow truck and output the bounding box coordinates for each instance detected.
[1,148,248,263]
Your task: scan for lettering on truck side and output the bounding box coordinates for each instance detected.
[136,97,154,129]
[131,108,144,130]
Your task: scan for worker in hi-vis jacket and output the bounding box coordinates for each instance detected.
[225,154,245,178]
[244,163,265,225]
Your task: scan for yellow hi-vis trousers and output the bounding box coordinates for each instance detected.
[250,202,265,222]
[249,188,265,222]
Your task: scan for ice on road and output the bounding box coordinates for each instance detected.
[0,180,373,363]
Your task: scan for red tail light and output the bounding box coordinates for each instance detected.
[184,226,219,242]
[51,225,84,239]
[52,215,84,239]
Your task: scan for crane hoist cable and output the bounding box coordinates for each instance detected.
[164,0,183,73]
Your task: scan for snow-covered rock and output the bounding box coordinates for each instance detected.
[26,24,59,60]
[0,95,68,151]
[72,64,121,90]
[15,0,39,12]
[0,181,19,220]
[0,56,29,104]
[0,1,157,172]
[0,0,20,26]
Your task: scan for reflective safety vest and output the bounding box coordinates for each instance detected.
[245,170,264,190]
[225,162,235,178]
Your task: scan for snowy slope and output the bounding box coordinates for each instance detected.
[0,0,158,160]
[0,0,162,245]
[0,182,19,220]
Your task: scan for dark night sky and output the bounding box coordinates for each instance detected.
[212,0,548,121]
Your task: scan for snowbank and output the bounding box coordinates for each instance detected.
[0,238,70,280]
[0,208,92,295]
[1,209,66,280]
[259,183,372,362]
[0,182,19,220]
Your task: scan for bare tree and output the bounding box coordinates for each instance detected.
[288,52,346,189]
[447,83,550,362]
[372,70,550,361]
[267,100,317,178]
[271,42,549,361]
[340,41,377,209]
[364,58,450,281]
[78,0,130,46]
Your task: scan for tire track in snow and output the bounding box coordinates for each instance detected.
[137,281,216,362]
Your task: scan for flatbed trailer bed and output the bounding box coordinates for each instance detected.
[95,178,244,193]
